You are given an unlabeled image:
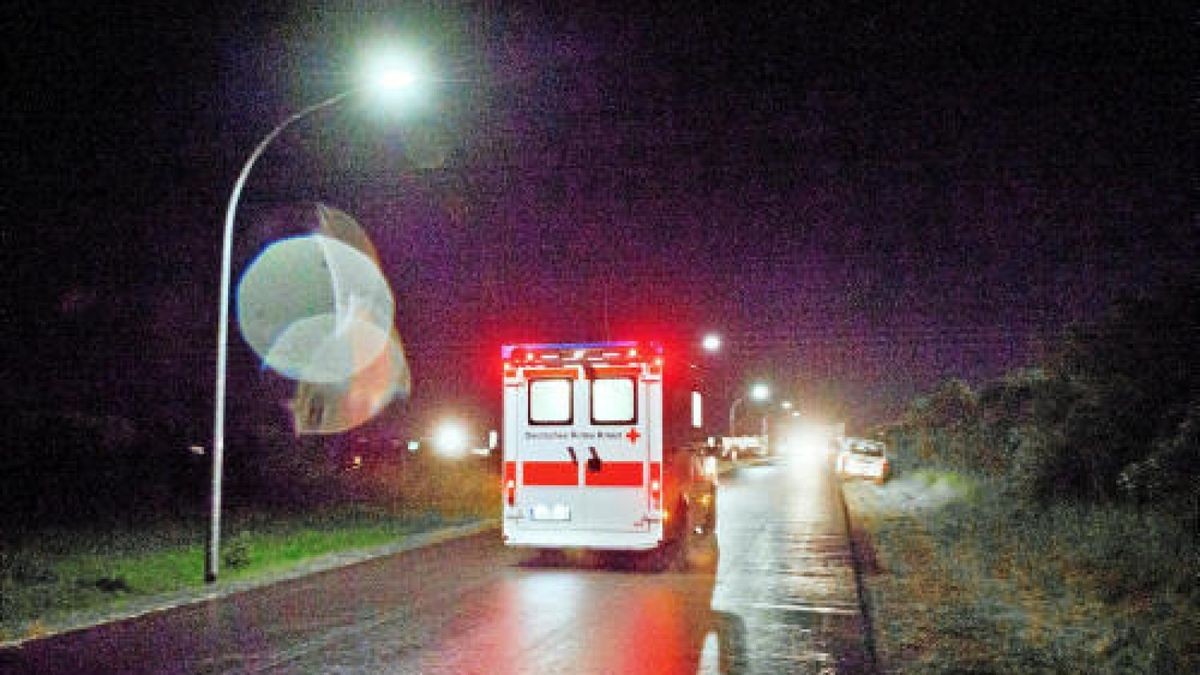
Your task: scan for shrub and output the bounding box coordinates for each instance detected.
[222,531,253,569]
[1119,402,1200,506]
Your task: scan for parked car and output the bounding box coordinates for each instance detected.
[835,438,890,484]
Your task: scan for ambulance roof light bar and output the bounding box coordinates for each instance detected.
[502,341,663,365]
[502,341,641,356]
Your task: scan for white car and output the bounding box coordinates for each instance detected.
[836,438,890,484]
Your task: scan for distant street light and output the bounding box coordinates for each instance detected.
[433,419,469,458]
[728,382,770,436]
[207,52,424,583]
[701,333,722,352]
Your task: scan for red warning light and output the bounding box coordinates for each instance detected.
[650,464,662,511]
[504,462,516,505]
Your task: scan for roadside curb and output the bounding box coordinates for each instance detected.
[1,519,499,649]
[838,481,881,674]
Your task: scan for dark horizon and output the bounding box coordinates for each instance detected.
[6,1,1193,437]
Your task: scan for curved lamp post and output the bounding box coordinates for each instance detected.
[728,382,770,437]
[207,57,421,583]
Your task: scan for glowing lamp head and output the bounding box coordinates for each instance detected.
[374,65,417,92]
[750,383,770,402]
[701,334,721,352]
[362,47,427,106]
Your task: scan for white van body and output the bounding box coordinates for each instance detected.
[500,342,668,550]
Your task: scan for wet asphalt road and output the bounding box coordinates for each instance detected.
[3,451,871,674]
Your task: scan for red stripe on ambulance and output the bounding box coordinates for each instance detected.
[583,461,645,486]
[522,461,578,486]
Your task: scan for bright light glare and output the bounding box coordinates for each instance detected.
[433,420,468,458]
[783,422,835,469]
[750,383,770,401]
[364,49,425,100]
[375,66,417,92]
[702,334,721,352]
[797,428,830,458]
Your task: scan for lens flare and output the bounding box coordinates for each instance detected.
[238,234,394,380]
[289,330,412,434]
[236,204,409,434]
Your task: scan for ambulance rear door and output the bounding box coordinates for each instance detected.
[513,366,585,531]
[575,365,655,534]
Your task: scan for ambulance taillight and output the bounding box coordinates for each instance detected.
[504,462,516,506]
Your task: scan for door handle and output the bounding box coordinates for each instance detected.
[587,446,603,472]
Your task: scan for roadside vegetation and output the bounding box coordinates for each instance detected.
[1,435,498,644]
[845,278,1199,673]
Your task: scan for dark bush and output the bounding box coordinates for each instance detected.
[0,411,203,532]
[903,278,1199,505]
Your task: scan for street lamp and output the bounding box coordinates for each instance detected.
[206,55,423,583]
[368,52,420,93]
[728,382,770,437]
[701,333,722,353]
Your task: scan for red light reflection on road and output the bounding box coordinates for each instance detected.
[417,568,715,674]
[611,586,693,674]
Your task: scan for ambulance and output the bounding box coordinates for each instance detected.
[500,341,718,555]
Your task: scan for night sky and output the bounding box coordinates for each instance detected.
[6,1,1193,436]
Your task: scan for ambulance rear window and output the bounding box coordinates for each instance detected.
[592,377,636,424]
[529,378,572,425]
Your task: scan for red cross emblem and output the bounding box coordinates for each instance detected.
[626,428,641,444]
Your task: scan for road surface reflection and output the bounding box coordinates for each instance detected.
[3,452,870,674]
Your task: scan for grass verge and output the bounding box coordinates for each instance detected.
[843,471,1199,673]
[2,455,502,645]
[0,506,488,644]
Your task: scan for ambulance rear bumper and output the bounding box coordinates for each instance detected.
[502,526,664,550]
